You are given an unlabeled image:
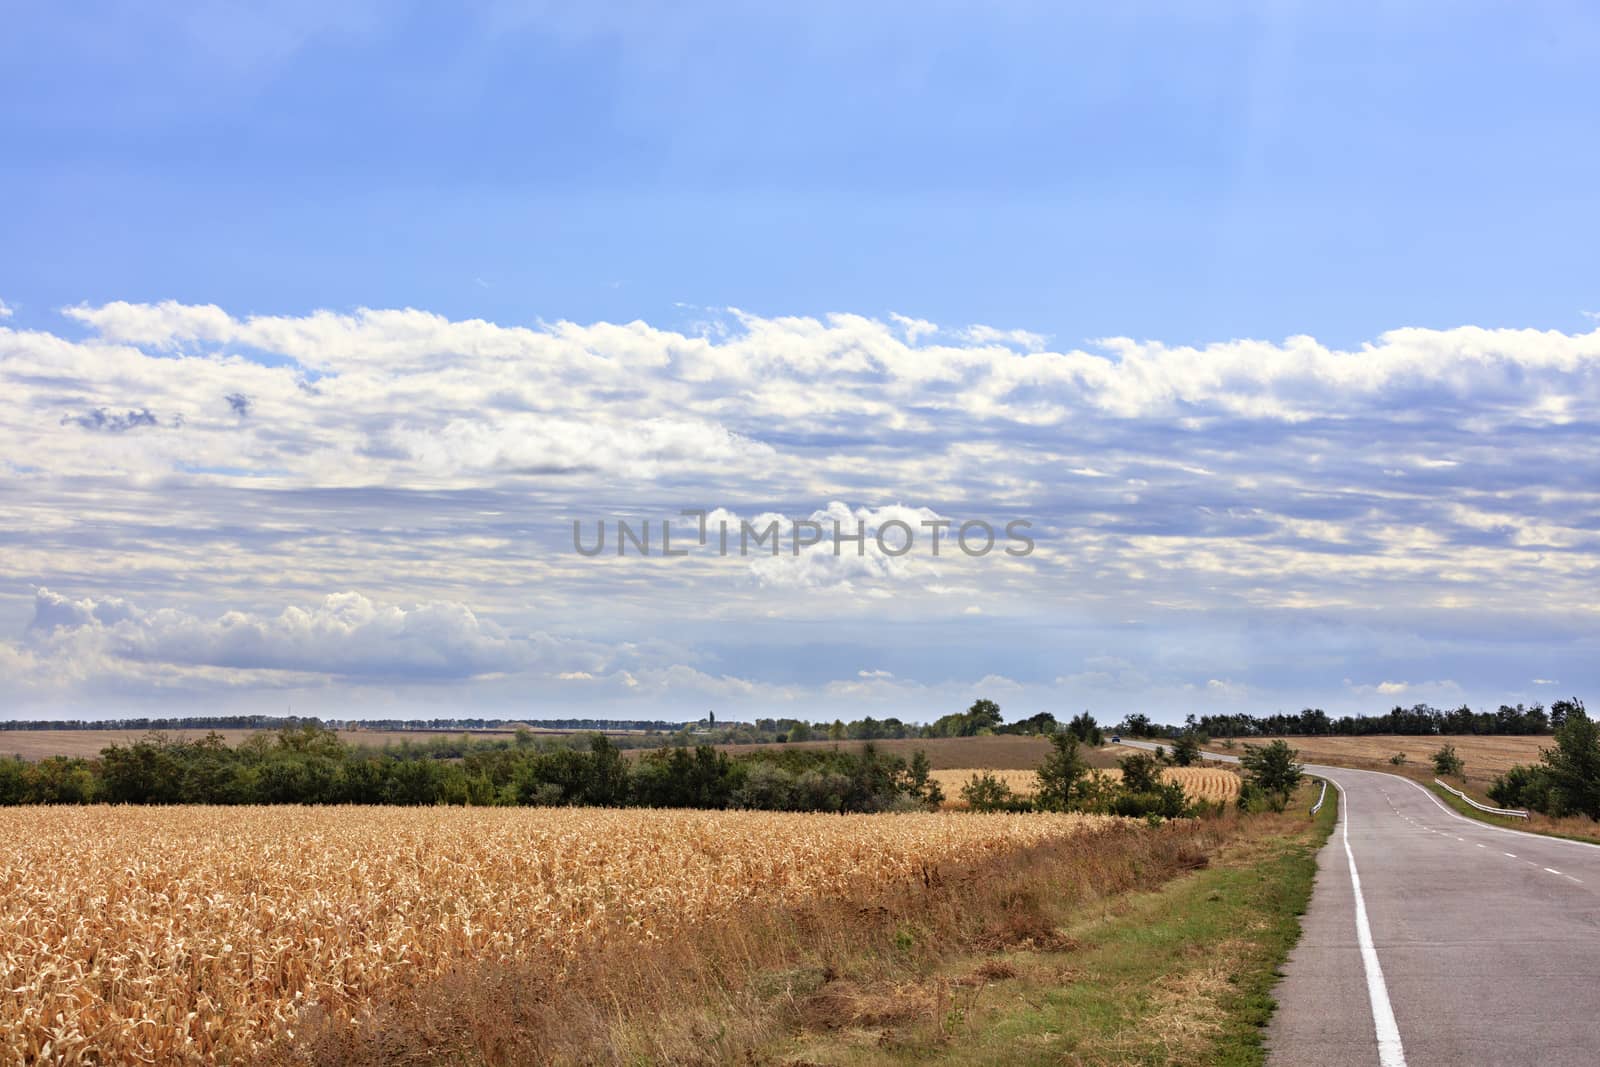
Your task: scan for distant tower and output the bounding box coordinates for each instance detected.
[709,709,716,727]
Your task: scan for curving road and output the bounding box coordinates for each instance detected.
[1117,741,1600,1066]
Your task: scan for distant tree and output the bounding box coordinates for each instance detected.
[966,699,1003,734]
[1117,713,1154,738]
[1171,732,1201,767]
[1551,698,1585,733]
[1240,740,1303,812]
[1066,711,1103,746]
[827,719,846,741]
[789,721,813,743]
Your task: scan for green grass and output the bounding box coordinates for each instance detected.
[777,788,1338,1066]
[1424,780,1600,846]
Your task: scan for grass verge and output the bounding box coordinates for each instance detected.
[1423,780,1600,845]
[767,785,1336,1066]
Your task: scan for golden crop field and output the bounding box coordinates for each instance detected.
[0,805,1118,1065]
[933,766,1242,807]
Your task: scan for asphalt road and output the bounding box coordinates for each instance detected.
[1117,740,1600,1066]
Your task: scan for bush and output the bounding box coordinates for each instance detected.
[1488,764,1551,812]
[1117,752,1163,793]
[1431,744,1465,778]
[959,772,1028,813]
[1171,733,1201,767]
[1389,753,1407,766]
[1111,781,1190,820]
[1240,740,1302,812]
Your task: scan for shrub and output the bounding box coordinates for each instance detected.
[959,772,1026,813]
[1239,740,1302,812]
[1389,753,1407,766]
[1116,752,1163,794]
[1431,744,1465,778]
[1488,764,1551,812]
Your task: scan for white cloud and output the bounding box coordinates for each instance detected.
[15,588,608,684]
[6,300,1600,717]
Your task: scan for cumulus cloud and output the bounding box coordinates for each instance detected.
[17,588,605,683]
[5,301,1600,717]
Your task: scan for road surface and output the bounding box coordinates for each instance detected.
[1117,740,1600,1066]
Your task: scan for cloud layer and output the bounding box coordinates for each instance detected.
[3,301,1597,719]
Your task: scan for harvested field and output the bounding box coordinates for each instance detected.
[1224,734,1550,792]
[0,727,653,761]
[932,766,1242,807]
[0,805,1118,1065]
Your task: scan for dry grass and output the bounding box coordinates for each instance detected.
[0,805,1124,1065]
[291,816,1238,1066]
[932,766,1242,808]
[1231,734,1549,792]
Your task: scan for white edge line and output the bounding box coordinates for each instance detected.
[1394,775,1600,851]
[1334,779,1408,1067]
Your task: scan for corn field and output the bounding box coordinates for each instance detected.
[0,805,1116,1065]
[933,766,1242,807]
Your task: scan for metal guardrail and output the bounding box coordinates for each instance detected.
[1309,778,1328,816]
[1433,778,1529,819]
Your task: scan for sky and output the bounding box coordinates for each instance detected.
[2,2,1598,724]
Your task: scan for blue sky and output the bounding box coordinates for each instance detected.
[2,3,1598,723]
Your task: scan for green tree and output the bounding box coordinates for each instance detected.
[1066,711,1103,746]
[1171,732,1201,767]
[1240,740,1303,812]
[1117,752,1163,793]
[1430,744,1465,778]
[965,698,1003,734]
[1035,732,1089,811]
[1118,713,1154,738]
[906,749,942,808]
[1539,706,1600,819]
[959,771,1018,812]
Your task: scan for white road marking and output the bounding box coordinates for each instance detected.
[1505,853,1517,858]
[1337,781,1408,1067]
[1476,843,1486,848]
[1546,867,1564,876]
[1401,777,1600,851]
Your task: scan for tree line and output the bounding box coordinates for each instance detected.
[0,725,961,812]
[1116,699,1583,741]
